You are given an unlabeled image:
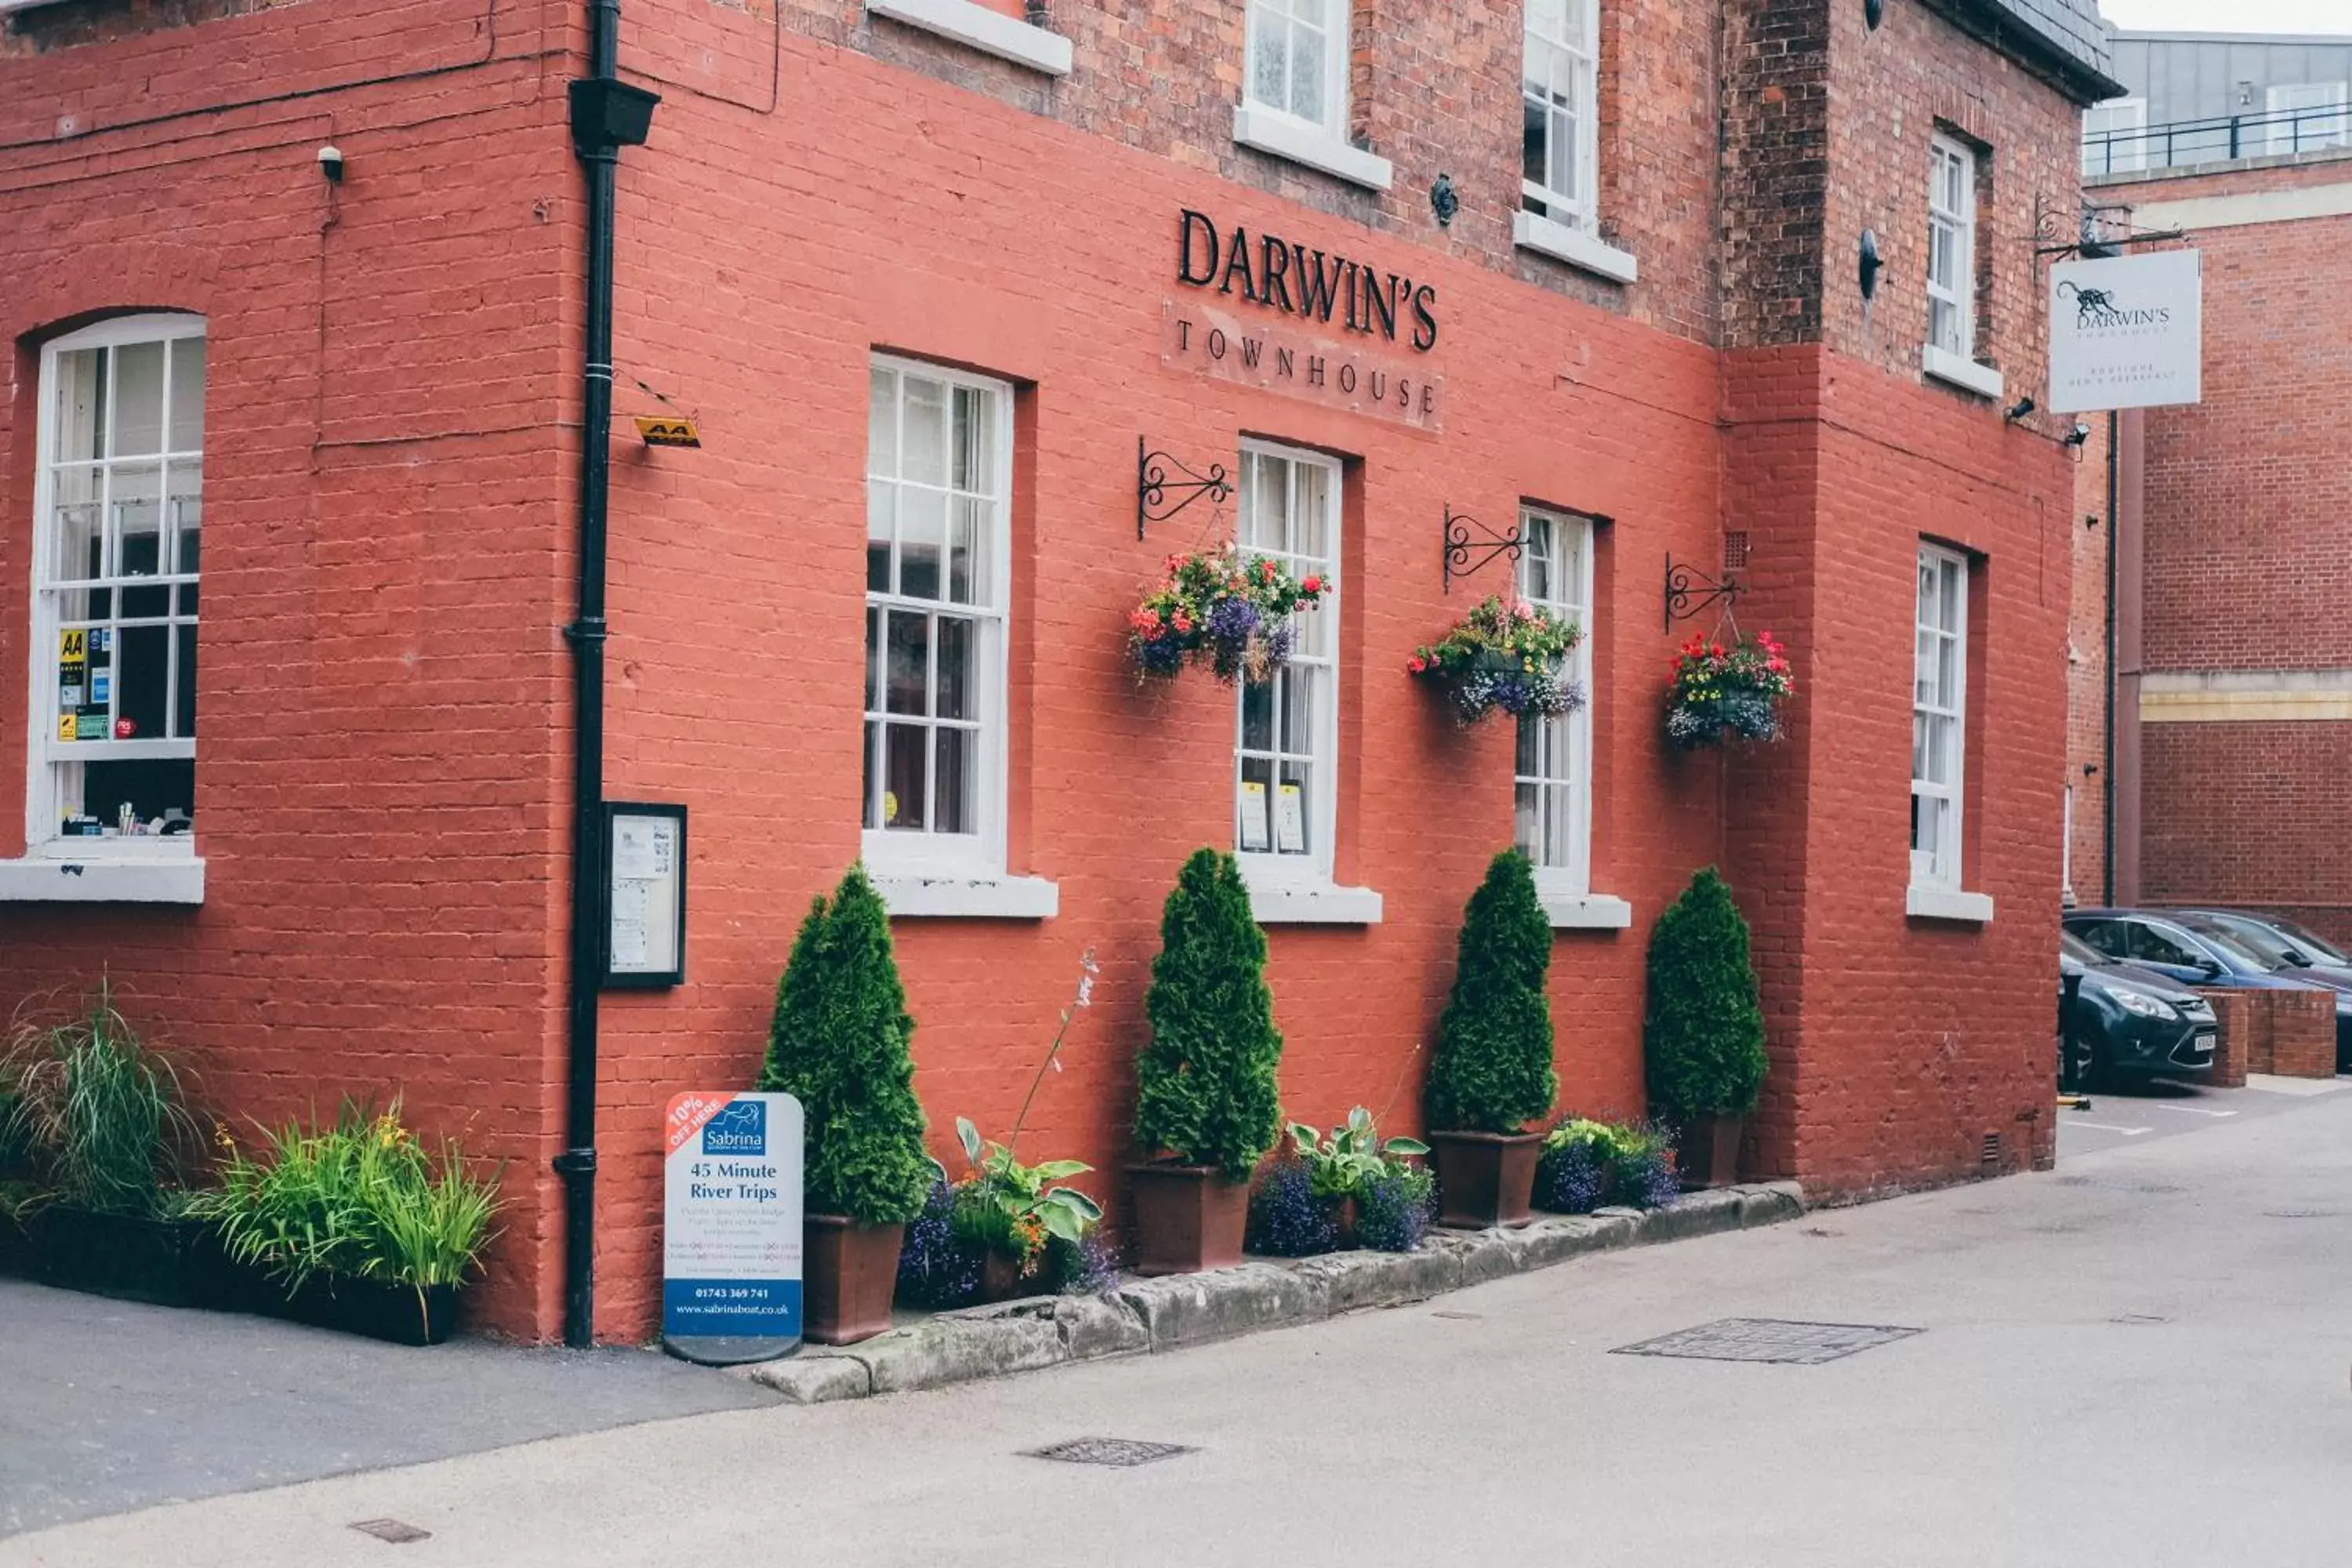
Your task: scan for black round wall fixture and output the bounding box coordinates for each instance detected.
[1858,229,1883,300]
[1865,0,1884,29]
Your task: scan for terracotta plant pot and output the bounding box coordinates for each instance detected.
[802,1215,904,1345]
[1126,1163,1250,1276]
[1427,1131,1542,1229]
[1675,1114,1745,1190]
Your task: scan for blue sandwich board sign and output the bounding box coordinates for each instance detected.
[661,1091,803,1366]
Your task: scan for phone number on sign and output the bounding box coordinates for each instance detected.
[689,1284,775,1302]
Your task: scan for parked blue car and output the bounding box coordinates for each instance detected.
[2064,909,2352,1072]
[2167,909,2352,1071]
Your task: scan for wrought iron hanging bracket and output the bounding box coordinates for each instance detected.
[1442,506,1523,593]
[1664,554,1740,633]
[2030,192,2183,260]
[1137,437,1232,540]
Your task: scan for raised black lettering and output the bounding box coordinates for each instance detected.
[1370,371,1388,401]
[1294,245,1345,323]
[1366,272,1399,341]
[1343,263,1363,332]
[1307,355,1327,387]
[1396,377,1410,408]
[1218,227,1258,301]
[1175,319,1192,350]
[1240,337,1263,368]
[1338,363,1358,394]
[1276,347,1295,378]
[1421,383,1436,415]
[1410,284,1439,351]
[1258,235,1295,314]
[1178,209,1220,287]
[1208,328,1227,360]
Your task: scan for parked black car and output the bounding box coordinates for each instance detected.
[2060,930,2216,1088]
[2066,909,2352,1071]
[2167,909,2352,1070]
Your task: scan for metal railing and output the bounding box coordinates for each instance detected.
[2083,102,2351,176]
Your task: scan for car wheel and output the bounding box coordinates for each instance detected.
[2078,1029,2114,1093]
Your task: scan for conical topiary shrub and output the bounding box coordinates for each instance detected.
[758,864,931,1342]
[1135,848,1283,1178]
[760,865,932,1223]
[1642,867,1768,1188]
[1428,849,1558,1134]
[1129,848,1283,1273]
[1423,849,1557,1227]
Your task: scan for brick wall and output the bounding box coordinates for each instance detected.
[1,0,2095,1340]
[0,0,579,1337]
[2072,153,2352,946]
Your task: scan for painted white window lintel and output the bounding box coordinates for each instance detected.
[1540,890,1632,930]
[1906,884,1994,924]
[1513,211,1639,284]
[872,872,1058,920]
[1922,344,2005,400]
[864,0,1073,74]
[0,855,204,904]
[1231,105,1393,192]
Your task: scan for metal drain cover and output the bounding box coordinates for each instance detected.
[1613,1318,1922,1365]
[349,1519,433,1544]
[1025,1437,1192,1468]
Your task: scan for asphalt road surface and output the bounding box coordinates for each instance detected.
[8,1082,2350,1566]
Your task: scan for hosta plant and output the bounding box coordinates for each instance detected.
[947,1116,1104,1273]
[1286,1106,1429,1200]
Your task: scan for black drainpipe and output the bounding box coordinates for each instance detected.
[2101,408,2118,907]
[559,1,656,1348]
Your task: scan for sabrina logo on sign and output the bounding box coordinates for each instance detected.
[701,1100,766,1156]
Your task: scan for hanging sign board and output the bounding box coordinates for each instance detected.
[603,802,685,989]
[662,1090,803,1365]
[2048,249,2202,413]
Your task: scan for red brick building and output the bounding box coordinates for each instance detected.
[0,0,2115,1342]
[2068,33,2352,942]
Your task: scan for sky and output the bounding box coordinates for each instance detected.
[2099,0,2351,33]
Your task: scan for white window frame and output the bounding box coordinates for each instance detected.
[2081,97,2146,176]
[1233,440,1343,896]
[1911,543,1969,894]
[1513,507,1593,897]
[1243,0,1350,141]
[1926,135,1977,362]
[1521,0,1599,234]
[2060,782,2074,905]
[22,313,206,875]
[862,356,1014,887]
[2265,83,2350,155]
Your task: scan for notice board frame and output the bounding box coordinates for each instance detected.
[602,801,687,989]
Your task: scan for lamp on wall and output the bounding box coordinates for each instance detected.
[1858,230,1883,301]
[1864,0,1884,29]
[2003,396,2037,423]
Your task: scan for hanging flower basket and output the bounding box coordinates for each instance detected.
[1128,546,1327,684]
[1406,595,1584,725]
[1664,631,1793,748]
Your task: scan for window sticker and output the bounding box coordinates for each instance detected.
[1239,779,1271,852]
[1275,782,1307,854]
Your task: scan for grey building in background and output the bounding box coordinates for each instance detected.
[2086,31,2352,175]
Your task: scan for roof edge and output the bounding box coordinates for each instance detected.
[1921,0,2130,107]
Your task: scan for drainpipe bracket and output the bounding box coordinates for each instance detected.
[553,1148,598,1176]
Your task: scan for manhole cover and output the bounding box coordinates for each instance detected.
[1024,1437,1192,1468]
[349,1519,432,1544]
[1613,1319,1922,1365]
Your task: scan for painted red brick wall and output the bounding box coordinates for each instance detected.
[0,0,580,1337]
[1,0,2092,1341]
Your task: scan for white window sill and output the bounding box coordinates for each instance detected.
[1512,210,1639,285]
[1921,344,2005,401]
[1231,105,1392,192]
[1906,884,1994,924]
[864,0,1072,75]
[1238,866,1384,925]
[1537,891,1633,930]
[0,855,205,904]
[871,872,1058,920]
